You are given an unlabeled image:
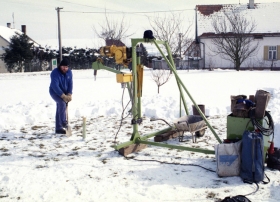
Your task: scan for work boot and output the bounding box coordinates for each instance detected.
[55,128,66,134]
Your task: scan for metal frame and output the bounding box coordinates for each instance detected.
[114,39,222,155]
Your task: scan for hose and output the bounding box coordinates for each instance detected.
[249,108,274,139]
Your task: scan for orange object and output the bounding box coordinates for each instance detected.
[268,141,275,154]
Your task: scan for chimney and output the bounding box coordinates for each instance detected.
[21,25,26,34]
[249,0,255,9]
[7,23,11,28]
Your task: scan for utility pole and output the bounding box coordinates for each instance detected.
[55,7,63,63]
[195,6,198,44]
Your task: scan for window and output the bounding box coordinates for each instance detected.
[264,46,280,61]
[269,46,277,60]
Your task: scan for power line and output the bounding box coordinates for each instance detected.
[58,0,194,14]
[61,8,194,14]
[57,0,118,12]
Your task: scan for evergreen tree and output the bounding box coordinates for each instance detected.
[2,33,34,72]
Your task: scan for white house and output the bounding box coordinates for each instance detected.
[0,24,40,73]
[191,1,280,70]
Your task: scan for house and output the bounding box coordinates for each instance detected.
[184,41,203,69]
[190,0,280,70]
[0,24,40,73]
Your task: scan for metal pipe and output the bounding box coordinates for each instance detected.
[114,127,172,150]
[137,52,142,119]
[137,140,215,154]
[82,116,86,140]
[141,127,172,140]
[130,40,139,141]
[195,6,199,44]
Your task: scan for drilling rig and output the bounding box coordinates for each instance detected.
[91,35,221,156]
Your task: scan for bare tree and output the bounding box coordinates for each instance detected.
[211,10,259,71]
[151,68,172,94]
[147,12,193,56]
[93,11,134,44]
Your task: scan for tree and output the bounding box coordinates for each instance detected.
[31,46,56,71]
[62,47,98,69]
[210,10,259,71]
[2,33,34,72]
[147,12,193,56]
[151,67,172,94]
[93,11,133,44]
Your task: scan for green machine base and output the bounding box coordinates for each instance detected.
[227,113,271,160]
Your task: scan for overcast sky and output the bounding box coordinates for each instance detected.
[1,0,279,48]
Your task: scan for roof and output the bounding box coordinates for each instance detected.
[0,25,40,47]
[200,32,280,38]
[197,2,280,36]
[0,26,22,43]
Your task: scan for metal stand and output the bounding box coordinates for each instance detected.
[114,39,222,155]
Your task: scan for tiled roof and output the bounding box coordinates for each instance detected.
[197,3,280,36]
[197,5,223,16]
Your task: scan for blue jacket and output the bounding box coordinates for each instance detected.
[49,68,73,97]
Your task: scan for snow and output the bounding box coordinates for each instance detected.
[0,69,280,201]
[0,26,22,43]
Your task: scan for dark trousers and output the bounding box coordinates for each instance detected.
[50,93,67,131]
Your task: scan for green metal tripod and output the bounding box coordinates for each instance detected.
[115,38,222,155]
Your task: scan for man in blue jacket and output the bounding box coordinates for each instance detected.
[49,58,73,134]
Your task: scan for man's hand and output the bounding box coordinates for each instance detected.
[61,94,71,103]
[67,93,72,102]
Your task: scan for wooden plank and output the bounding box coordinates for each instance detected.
[154,135,163,142]
[118,144,147,157]
[154,130,184,142]
[173,131,184,138]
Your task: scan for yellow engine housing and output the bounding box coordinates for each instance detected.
[100,45,127,65]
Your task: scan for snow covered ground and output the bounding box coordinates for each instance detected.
[0,69,279,202]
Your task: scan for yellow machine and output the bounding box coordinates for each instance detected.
[92,44,143,97]
[99,45,131,67]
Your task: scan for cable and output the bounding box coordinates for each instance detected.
[57,0,113,11]
[126,157,262,198]
[58,0,195,14]
[114,86,132,142]
[125,157,216,172]
[150,117,173,128]
[243,182,259,196]
[249,109,274,138]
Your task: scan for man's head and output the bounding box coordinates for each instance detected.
[59,58,69,74]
